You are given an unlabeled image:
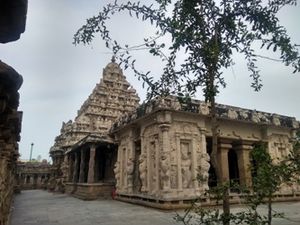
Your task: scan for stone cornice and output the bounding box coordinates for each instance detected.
[111,96,299,132]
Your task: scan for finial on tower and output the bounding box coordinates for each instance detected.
[111,55,116,63]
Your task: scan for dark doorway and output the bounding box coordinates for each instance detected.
[95,145,117,182]
[228,149,240,191]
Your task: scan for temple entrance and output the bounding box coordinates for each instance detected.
[95,145,117,182]
[228,149,239,191]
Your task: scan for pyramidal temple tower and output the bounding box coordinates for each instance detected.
[73,57,140,138]
[51,58,140,150]
[49,59,140,194]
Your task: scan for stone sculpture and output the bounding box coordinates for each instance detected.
[138,154,147,192]
[160,154,170,190]
[114,161,120,189]
[181,143,192,188]
[127,158,134,192]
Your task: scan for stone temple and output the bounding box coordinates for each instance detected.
[50,59,300,208]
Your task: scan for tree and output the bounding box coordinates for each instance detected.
[73,1,300,224]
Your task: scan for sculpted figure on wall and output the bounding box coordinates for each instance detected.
[127,157,134,192]
[160,153,170,190]
[181,142,192,188]
[198,102,210,115]
[198,153,210,191]
[114,161,120,189]
[228,109,238,120]
[239,110,249,120]
[272,114,281,126]
[138,154,147,192]
[251,111,260,123]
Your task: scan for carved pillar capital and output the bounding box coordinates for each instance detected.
[159,123,171,132]
[218,143,232,151]
[235,144,253,151]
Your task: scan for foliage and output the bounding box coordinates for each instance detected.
[74,1,300,225]
[74,0,300,101]
[175,142,300,225]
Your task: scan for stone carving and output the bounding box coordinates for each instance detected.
[160,153,170,190]
[198,153,210,191]
[251,111,260,123]
[258,112,270,123]
[138,154,147,192]
[180,142,192,188]
[198,102,210,115]
[127,158,134,192]
[149,141,157,193]
[171,98,182,110]
[292,119,299,128]
[239,110,249,120]
[114,161,120,189]
[170,165,178,189]
[228,109,238,120]
[272,114,281,126]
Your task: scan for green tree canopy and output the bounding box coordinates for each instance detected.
[74,1,300,224]
[74,0,300,101]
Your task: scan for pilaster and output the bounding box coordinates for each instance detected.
[72,152,79,183]
[236,144,253,187]
[159,124,171,191]
[79,149,86,183]
[218,143,232,183]
[87,145,96,183]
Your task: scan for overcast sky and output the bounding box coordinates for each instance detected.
[1,0,300,161]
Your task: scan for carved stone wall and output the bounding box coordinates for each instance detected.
[114,112,210,201]
[50,59,140,193]
[112,106,299,205]
[0,61,23,225]
[16,161,52,190]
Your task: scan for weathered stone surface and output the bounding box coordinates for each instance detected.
[16,161,52,190]
[49,60,300,208]
[0,0,27,43]
[49,59,140,197]
[112,97,300,207]
[0,61,22,225]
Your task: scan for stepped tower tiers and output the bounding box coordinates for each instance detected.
[49,59,140,196]
[50,59,140,152]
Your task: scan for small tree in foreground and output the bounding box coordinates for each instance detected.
[74,1,300,224]
[175,141,300,225]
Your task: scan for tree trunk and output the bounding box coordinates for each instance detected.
[208,72,230,225]
[268,195,272,225]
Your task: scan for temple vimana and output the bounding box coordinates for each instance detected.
[48,58,300,208]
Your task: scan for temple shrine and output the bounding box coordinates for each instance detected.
[50,59,300,208]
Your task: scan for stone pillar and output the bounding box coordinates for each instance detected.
[159,124,171,191]
[37,175,42,186]
[191,135,199,189]
[30,175,34,185]
[236,144,253,187]
[127,136,135,193]
[79,149,86,183]
[87,145,96,183]
[218,143,232,183]
[68,154,74,182]
[176,134,183,191]
[72,152,79,183]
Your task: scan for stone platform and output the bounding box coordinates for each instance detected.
[65,182,114,200]
[11,190,300,225]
